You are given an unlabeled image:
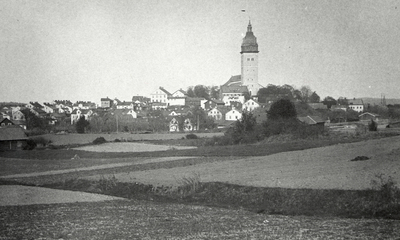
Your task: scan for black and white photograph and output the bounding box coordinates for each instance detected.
[1,0,400,239]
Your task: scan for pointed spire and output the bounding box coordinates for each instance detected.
[247,20,252,32]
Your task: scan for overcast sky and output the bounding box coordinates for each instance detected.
[1,0,399,104]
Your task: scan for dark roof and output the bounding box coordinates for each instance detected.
[241,21,259,53]
[297,116,325,125]
[348,99,364,105]
[0,126,28,141]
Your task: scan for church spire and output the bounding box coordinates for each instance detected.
[247,20,252,32]
[241,21,258,53]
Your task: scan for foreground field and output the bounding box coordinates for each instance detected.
[1,133,400,239]
[1,200,399,239]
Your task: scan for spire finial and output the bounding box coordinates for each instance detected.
[247,20,252,32]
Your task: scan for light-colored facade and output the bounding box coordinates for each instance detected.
[242,99,260,112]
[225,109,242,121]
[151,87,172,103]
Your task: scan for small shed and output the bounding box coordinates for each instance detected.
[0,126,28,151]
[359,112,380,121]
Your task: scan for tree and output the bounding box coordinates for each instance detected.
[193,85,210,99]
[309,91,321,103]
[20,108,47,130]
[268,99,297,120]
[209,86,220,99]
[299,85,312,103]
[257,84,295,103]
[76,116,90,133]
[227,111,259,144]
[322,96,337,109]
[186,87,195,98]
[337,97,348,106]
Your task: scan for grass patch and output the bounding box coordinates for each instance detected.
[37,173,400,220]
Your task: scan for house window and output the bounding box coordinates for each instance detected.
[251,58,254,61]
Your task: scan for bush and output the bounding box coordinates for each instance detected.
[93,137,107,145]
[186,133,198,139]
[32,136,51,147]
[369,120,378,131]
[23,138,37,150]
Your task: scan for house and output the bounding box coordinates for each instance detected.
[73,101,96,110]
[331,105,348,112]
[348,98,364,113]
[186,97,204,107]
[169,118,179,132]
[70,109,93,124]
[297,115,326,126]
[132,96,150,103]
[151,87,172,103]
[0,111,10,120]
[202,99,225,110]
[183,118,196,132]
[0,126,28,151]
[116,101,133,110]
[208,107,229,121]
[359,112,380,122]
[168,96,186,106]
[11,110,25,121]
[220,75,249,106]
[100,97,113,108]
[151,102,168,110]
[225,109,242,121]
[0,118,14,127]
[43,103,59,114]
[242,99,260,112]
[26,102,43,110]
[172,89,187,97]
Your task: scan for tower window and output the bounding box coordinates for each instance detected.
[251,58,254,61]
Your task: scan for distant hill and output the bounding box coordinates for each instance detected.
[361,98,400,106]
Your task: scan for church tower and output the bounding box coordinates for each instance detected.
[241,21,259,96]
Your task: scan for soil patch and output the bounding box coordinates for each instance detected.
[0,185,125,206]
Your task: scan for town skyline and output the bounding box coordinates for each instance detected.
[1,0,400,103]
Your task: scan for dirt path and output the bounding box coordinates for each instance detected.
[0,156,197,179]
[0,185,126,206]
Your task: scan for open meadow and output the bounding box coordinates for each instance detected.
[1,132,400,239]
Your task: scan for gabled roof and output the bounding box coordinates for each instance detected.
[29,102,43,108]
[359,112,380,118]
[158,87,172,96]
[348,99,364,105]
[118,101,133,106]
[297,115,325,125]
[101,97,113,101]
[173,89,187,96]
[0,126,28,141]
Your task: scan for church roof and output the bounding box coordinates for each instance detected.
[241,21,258,53]
[221,75,248,93]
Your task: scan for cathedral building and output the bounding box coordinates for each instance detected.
[220,21,263,106]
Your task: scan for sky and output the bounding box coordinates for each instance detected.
[1,0,400,104]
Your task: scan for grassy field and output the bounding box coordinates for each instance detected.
[1,131,400,239]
